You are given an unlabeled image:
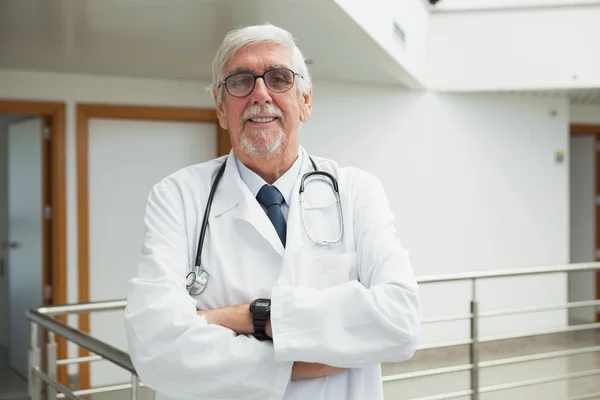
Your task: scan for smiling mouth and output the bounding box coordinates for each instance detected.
[247,117,279,124]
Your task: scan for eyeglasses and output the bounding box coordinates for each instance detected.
[219,68,302,98]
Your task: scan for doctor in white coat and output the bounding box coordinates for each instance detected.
[124,23,420,400]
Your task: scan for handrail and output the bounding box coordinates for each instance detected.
[27,261,600,400]
[28,261,600,315]
[36,300,127,316]
[26,309,135,373]
[416,261,600,283]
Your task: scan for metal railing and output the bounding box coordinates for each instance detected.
[27,262,600,399]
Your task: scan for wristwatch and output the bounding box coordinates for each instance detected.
[250,298,271,341]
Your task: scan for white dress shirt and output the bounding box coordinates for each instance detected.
[235,148,304,222]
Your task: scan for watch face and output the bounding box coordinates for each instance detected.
[256,301,269,307]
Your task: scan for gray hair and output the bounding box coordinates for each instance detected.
[210,23,311,102]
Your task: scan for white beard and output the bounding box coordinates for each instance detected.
[239,127,286,158]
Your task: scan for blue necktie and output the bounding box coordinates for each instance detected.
[256,185,286,247]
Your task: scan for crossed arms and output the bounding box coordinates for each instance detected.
[124,171,420,399]
[197,304,345,380]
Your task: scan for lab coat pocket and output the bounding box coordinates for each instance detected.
[315,252,358,287]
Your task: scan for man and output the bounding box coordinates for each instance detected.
[124,23,420,400]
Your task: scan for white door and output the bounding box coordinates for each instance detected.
[7,117,43,378]
[88,118,217,387]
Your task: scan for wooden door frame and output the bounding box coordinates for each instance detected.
[570,123,600,323]
[76,103,231,389]
[0,100,68,385]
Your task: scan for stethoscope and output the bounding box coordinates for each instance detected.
[186,156,344,296]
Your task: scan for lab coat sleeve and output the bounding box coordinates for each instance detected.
[270,170,421,367]
[124,182,293,400]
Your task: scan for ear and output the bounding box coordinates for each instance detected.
[299,85,313,123]
[213,88,229,130]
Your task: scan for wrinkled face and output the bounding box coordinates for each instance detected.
[214,42,312,159]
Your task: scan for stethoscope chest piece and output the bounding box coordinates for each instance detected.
[186,266,209,296]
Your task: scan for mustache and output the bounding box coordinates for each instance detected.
[240,104,284,123]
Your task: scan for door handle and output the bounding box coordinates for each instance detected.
[1,241,20,250]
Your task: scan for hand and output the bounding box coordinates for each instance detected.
[291,362,345,380]
[197,304,254,335]
[197,304,273,338]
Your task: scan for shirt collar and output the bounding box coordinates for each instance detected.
[235,147,304,206]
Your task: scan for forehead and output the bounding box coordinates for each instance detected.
[225,42,293,75]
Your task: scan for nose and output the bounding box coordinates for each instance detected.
[249,77,272,104]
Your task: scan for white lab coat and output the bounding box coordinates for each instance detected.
[124,146,420,400]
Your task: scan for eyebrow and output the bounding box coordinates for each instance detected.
[226,65,290,76]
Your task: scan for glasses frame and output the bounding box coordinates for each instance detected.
[219,68,303,98]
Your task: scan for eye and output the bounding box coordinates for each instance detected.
[229,74,253,88]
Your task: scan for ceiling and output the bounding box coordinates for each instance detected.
[1,0,599,105]
[0,0,408,87]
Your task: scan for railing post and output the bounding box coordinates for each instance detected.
[131,374,139,400]
[470,278,480,400]
[28,322,42,400]
[47,331,58,399]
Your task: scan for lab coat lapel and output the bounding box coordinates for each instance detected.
[212,151,284,257]
[284,173,306,257]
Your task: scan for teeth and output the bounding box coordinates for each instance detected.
[250,117,275,123]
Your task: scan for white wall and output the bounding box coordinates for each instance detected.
[333,0,429,87]
[303,84,570,344]
[568,136,596,324]
[0,119,8,348]
[0,68,571,357]
[427,5,600,91]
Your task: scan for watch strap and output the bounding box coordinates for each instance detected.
[250,299,271,341]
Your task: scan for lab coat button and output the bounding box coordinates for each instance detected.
[277,277,290,288]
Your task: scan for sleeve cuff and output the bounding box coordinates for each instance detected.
[270,285,290,361]
[270,284,320,362]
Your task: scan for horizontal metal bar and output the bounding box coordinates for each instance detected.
[480,368,600,393]
[480,322,600,343]
[422,314,473,324]
[27,310,136,373]
[56,383,132,398]
[409,389,474,400]
[56,355,102,366]
[30,263,600,319]
[383,364,473,382]
[32,368,83,400]
[417,338,473,351]
[431,0,600,14]
[417,262,600,284]
[567,391,600,400]
[37,300,127,316]
[480,345,600,368]
[480,299,600,318]
[385,346,600,384]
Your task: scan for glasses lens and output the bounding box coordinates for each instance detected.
[226,73,255,97]
[264,69,294,93]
